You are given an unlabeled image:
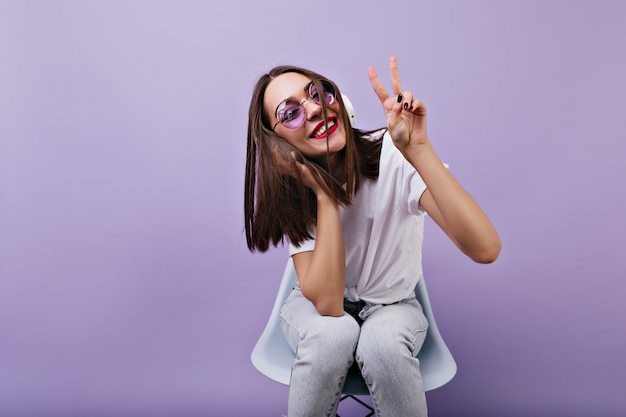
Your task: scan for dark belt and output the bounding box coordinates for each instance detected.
[343,298,366,325]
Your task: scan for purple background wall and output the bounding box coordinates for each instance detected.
[1,1,625,416]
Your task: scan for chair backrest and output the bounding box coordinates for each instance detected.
[251,258,457,394]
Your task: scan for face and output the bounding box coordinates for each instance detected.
[264,72,347,160]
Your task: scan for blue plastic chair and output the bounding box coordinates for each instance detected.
[251,258,457,415]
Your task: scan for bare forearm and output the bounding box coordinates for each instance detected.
[403,142,501,262]
[296,194,346,316]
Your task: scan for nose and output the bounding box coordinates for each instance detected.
[301,97,322,121]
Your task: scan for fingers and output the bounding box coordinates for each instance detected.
[270,146,322,193]
[279,150,319,191]
[399,90,413,110]
[397,90,422,112]
[271,148,295,176]
[389,56,403,96]
[400,91,427,115]
[370,56,425,115]
[368,56,403,105]
[295,160,323,192]
[368,66,390,104]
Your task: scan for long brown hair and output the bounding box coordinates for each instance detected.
[245,65,383,252]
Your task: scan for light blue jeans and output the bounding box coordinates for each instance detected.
[279,287,429,417]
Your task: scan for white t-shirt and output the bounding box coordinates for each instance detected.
[289,131,431,306]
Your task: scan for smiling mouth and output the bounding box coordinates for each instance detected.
[311,118,338,139]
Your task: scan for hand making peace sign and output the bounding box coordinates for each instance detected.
[368,56,429,151]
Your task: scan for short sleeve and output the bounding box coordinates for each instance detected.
[288,231,316,256]
[407,162,449,214]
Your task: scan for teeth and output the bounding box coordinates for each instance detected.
[314,120,335,137]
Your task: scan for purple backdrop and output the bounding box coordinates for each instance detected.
[2,1,625,416]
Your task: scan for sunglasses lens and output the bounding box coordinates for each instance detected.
[309,81,336,105]
[277,101,305,129]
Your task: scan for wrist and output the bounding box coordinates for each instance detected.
[401,140,437,167]
[316,191,338,208]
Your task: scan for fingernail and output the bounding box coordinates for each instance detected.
[397,94,403,103]
[403,103,408,109]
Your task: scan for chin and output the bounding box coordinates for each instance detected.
[326,126,347,150]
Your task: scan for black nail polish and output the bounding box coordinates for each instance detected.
[397,94,402,103]
[404,103,408,109]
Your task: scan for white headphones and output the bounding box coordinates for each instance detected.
[341,93,356,126]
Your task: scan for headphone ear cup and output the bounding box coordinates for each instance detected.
[341,94,356,126]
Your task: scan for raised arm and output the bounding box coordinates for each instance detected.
[291,162,346,316]
[368,57,501,263]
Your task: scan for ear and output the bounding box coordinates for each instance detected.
[341,94,356,126]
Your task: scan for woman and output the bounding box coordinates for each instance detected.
[245,56,501,416]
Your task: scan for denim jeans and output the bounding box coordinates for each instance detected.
[279,287,429,417]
